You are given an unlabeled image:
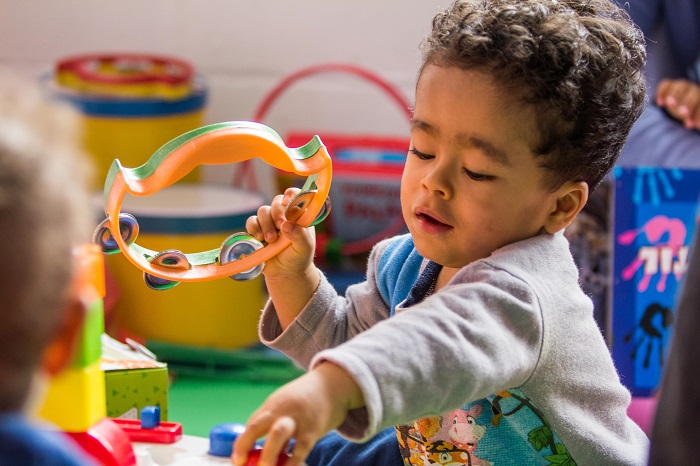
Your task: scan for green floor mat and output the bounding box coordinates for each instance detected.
[168,375,287,438]
[147,340,304,438]
[149,341,304,383]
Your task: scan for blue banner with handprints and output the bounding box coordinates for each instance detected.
[612,167,700,396]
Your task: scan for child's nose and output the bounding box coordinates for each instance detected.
[422,164,453,199]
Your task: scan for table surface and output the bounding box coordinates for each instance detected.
[134,435,231,466]
[133,436,307,466]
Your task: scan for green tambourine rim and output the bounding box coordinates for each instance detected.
[103,120,322,202]
[101,121,322,266]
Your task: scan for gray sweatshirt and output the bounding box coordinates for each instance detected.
[260,232,649,465]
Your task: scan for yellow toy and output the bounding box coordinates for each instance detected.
[93,121,332,290]
[38,244,107,432]
[56,53,194,100]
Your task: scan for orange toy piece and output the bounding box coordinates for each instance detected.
[93,121,332,290]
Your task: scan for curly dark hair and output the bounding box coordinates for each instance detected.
[420,0,647,192]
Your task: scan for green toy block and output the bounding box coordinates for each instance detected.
[71,299,105,368]
[104,366,169,421]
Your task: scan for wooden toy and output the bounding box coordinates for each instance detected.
[38,245,107,432]
[38,245,137,465]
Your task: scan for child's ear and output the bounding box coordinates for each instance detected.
[543,181,589,234]
[40,296,86,376]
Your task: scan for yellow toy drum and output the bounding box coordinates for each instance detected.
[47,53,206,187]
[105,184,267,349]
[55,53,194,100]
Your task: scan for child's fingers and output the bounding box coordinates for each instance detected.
[248,190,303,244]
[259,416,296,465]
[674,83,700,121]
[231,427,259,466]
[691,102,700,130]
[655,79,700,129]
[265,188,306,232]
[656,79,687,109]
[269,193,289,224]
[657,80,692,108]
[285,436,315,466]
[245,214,265,243]
[232,412,273,465]
[279,220,304,241]
[279,188,305,223]
[282,187,302,205]
[678,84,700,129]
[656,79,674,107]
[255,204,282,243]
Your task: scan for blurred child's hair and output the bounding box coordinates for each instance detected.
[0,74,93,411]
[420,0,646,192]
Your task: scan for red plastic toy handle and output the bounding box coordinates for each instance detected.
[234,63,413,190]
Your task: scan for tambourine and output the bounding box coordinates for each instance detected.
[93,121,332,290]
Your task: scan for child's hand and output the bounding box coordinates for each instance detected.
[245,187,316,280]
[655,78,700,130]
[246,188,322,329]
[231,362,364,466]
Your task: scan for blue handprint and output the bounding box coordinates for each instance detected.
[613,167,684,206]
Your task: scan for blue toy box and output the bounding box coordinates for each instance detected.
[611,167,700,397]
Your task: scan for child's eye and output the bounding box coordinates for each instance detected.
[464,168,493,181]
[409,148,433,160]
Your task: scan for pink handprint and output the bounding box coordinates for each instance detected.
[617,215,687,292]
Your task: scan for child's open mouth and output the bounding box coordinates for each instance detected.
[416,212,452,233]
[418,212,442,225]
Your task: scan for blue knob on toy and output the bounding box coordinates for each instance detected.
[208,423,246,457]
[141,405,161,429]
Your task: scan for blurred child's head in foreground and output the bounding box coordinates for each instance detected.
[0,74,93,412]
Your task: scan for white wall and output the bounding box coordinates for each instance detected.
[0,0,446,193]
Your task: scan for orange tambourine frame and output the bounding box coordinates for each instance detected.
[93,121,332,288]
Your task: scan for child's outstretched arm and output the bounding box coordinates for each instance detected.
[246,187,321,329]
[231,361,364,466]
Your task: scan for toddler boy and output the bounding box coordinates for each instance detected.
[234,1,649,464]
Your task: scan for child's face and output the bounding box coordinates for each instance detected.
[402,65,562,269]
